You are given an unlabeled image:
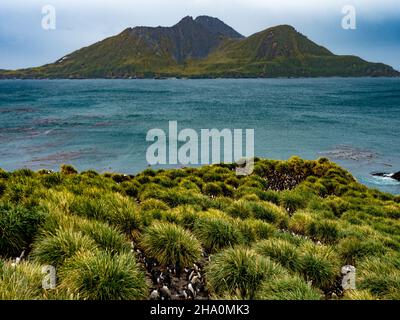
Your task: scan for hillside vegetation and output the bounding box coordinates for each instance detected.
[0,17,398,79]
[0,157,399,300]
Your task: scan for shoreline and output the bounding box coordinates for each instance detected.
[1,75,400,80]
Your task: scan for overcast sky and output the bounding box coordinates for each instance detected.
[1,0,399,70]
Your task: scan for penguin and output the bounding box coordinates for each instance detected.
[149,289,159,300]
[183,288,194,300]
[188,283,196,298]
[151,269,161,284]
[188,270,195,282]
[159,285,172,300]
[190,275,201,285]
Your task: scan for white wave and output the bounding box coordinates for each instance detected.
[366,175,400,186]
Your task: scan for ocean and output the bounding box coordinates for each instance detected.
[0,78,399,194]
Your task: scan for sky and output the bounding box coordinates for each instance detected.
[0,0,399,70]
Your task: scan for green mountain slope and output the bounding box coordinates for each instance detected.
[188,25,399,77]
[0,17,398,78]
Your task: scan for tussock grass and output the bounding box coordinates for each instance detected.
[69,192,140,233]
[250,201,289,227]
[193,211,243,252]
[338,237,386,265]
[140,198,170,212]
[1,157,400,300]
[0,202,46,257]
[60,164,78,175]
[254,239,301,272]
[226,200,252,219]
[343,289,377,300]
[203,182,224,197]
[307,219,340,244]
[32,229,98,266]
[140,222,202,267]
[236,219,275,245]
[205,247,286,299]
[280,189,308,214]
[288,211,314,235]
[79,220,130,255]
[0,261,43,300]
[172,205,199,229]
[59,251,148,300]
[357,253,400,299]
[297,243,340,290]
[256,275,322,300]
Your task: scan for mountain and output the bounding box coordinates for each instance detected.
[194,15,244,39]
[0,16,398,79]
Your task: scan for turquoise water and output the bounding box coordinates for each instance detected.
[0,78,399,194]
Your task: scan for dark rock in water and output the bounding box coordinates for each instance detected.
[372,171,400,181]
[372,172,386,177]
[392,172,400,181]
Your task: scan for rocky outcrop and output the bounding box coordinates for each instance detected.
[372,171,400,181]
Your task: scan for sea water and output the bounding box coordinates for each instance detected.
[0,78,399,194]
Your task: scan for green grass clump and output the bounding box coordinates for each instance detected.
[236,219,275,245]
[288,211,314,235]
[338,237,386,264]
[248,201,286,224]
[280,189,308,214]
[357,253,400,299]
[80,220,130,255]
[60,164,78,175]
[0,261,43,300]
[207,196,233,211]
[307,219,340,244]
[140,198,170,212]
[140,222,202,267]
[0,202,46,257]
[323,196,350,217]
[343,289,377,300]
[32,229,98,266]
[172,205,199,229]
[288,210,340,244]
[205,247,286,299]
[254,239,301,272]
[120,181,139,197]
[193,211,243,252]
[226,200,252,219]
[298,243,340,290]
[59,251,148,300]
[69,192,140,234]
[203,182,224,197]
[256,275,322,300]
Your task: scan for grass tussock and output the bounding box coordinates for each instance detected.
[32,229,98,266]
[256,275,322,300]
[0,261,43,300]
[140,222,202,267]
[205,247,286,299]
[0,157,399,300]
[59,251,148,300]
[193,211,243,252]
[254,239,302,272]
[297,243,340,290]
[0,202,46,257]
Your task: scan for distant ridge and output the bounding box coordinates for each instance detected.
[0,16,398,79]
